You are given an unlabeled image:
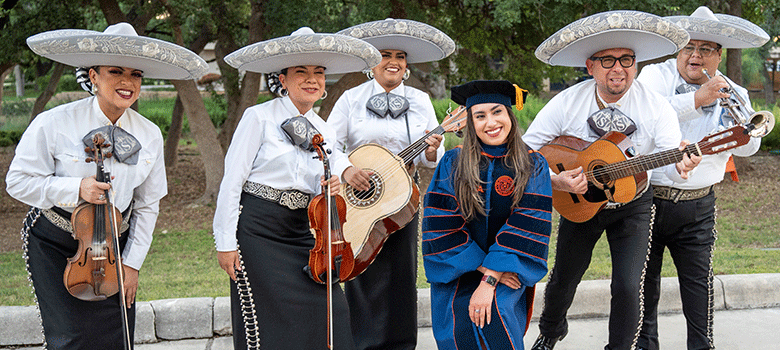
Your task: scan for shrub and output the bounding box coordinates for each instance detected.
[57,74,82,92]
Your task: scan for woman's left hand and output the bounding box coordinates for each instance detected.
[469,280,497,328]
[122,265,139,308]
[320,175,341,196]
[424,132,443,162]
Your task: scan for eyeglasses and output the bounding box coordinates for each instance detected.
[680,46,719,57]
[589,55,636,69]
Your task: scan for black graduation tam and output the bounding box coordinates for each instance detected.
[450,80,529,110]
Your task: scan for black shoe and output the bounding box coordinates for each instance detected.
[530,330,567,350]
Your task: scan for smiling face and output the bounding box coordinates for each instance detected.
[90,66,143,122]
[372,49,408,92]
[676,39,722,85]
[279,65,326,114]
[586,48,637,103]
[470,103,513,146]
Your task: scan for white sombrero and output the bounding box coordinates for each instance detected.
[224,27,381,74]
[337,18,456,64]
[26,22,208,80]
[665,6,769,49]
[535,10,690,67]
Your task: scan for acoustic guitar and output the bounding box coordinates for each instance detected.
[339,106,467,280]
[539,125,752,223]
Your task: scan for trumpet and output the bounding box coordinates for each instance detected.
[702,69,775,138]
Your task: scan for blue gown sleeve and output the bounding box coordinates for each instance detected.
[421,149,487,284]
[482,152,553,287]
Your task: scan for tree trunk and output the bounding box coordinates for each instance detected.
[170,79,224,204]
[225,1,267,148]
[410,62,447,100]
[726,49,743,86]
[163,96,185,167]
[161,16,212,167]
[0,63,16,113]
[30,62,65,122]
[318,72,367,120]
[725,0,743,86]
[762,65,776,106]
[14,65,23,97]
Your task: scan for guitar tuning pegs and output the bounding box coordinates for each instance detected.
[105,152,113,158]
[84,147,93,153]
[85,158,94,163]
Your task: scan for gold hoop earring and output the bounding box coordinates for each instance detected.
[91,84,98,95]
[320,90,328,100]
[366,70,374,80]
[403,69,410,81]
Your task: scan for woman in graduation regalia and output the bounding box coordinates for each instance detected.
[422,80,553,350]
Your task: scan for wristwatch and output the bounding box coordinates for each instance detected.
[481,274,498,287]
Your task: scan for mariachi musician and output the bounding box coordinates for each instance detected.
[636,6,768,350]
[6,23,207,349]
[522,11,701,350]
[213,27,381,350]
[329,18,455,350]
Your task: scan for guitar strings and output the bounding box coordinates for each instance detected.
[586,139,716,180]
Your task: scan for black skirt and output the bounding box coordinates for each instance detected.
[230,192,355,350]
[25,209,135,350]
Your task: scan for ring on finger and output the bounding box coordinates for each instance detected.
[98,194,105,200]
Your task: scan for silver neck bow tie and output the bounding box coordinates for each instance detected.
[676,83,716,114]
[587,107,637,137]
[366,92,409,119]
[82,125,142,165]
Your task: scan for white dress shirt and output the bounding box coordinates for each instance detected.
[522,79,687,184]
[637,59,761,189]
[327,79,444,169]
[212,96,350,252]
[6,97,167,270]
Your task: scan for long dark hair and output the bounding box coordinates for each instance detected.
[454,105,533,221]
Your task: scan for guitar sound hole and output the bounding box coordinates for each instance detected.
[346,172,383,208]
[592,164,612,185]
[353,182,376,200]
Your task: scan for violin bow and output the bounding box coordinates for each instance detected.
[96,135,133,350]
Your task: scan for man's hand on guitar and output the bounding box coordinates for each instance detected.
[343,166,373,191]
[551,166,588,194]
[675,140,702,179]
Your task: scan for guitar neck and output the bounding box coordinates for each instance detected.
[601,143,699,179]
[396,125,445,166]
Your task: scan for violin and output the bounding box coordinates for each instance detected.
[64,133,132,350]
[306,134,355,284]
[305,134,355,349]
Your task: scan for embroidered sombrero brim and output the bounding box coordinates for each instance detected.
[535,11,690,67]
[224,28,381,75]
[337,19,455,64]
[26,23,209,80]
[665,6,769,49]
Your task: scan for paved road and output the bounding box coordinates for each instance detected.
[15,307,768,350]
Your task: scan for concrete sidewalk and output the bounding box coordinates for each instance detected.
[2,273,779,349]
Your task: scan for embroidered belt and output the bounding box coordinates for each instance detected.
[653,185,713,203]
[41,205,132,234]
[242,181,312,210]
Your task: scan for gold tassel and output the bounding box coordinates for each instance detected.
[514,84,528,111]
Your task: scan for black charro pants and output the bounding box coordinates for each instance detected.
[538,189,653,350]
[638,192,717,350]
[344,213,419,350]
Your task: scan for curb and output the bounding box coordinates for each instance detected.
[2,273,779,347]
